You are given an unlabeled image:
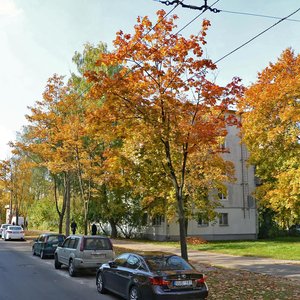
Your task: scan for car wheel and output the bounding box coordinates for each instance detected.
[68,259,76,277]
[129,286,140,300]
[40,250,46,259]
[96,273,107,294]
[32,247,36,256]
[54,255,62,269]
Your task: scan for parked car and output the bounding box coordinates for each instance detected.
[32,233,65,259]
[1,224,12,239]
[4,225,25,241]
[54,235,115,277]
[96,252,208,300]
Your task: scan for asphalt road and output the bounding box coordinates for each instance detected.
[0,239,122,300]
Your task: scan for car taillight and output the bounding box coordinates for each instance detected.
[149,277,170,286]
[195,276,207,285]
[80,237,85,251]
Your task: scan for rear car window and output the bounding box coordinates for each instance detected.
[145,255,193,271]
[8,226,22,230]
[48,235,65,243]
[84,238,112,250]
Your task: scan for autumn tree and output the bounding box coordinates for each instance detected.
[17,74,75,234]
[238,48,300,228]
[70,42,128,235]
[86,10,243,259]
[0,156,33,225]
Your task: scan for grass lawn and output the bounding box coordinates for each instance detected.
[189,237,300,260]
[152,236,300,261]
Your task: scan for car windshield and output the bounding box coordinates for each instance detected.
[8,226,22,230]
[145,255,193,271]
[84,238,112,250]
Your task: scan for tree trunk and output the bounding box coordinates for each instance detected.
[84,200,88,235]
[53,174,67,234]
[163,140,189,260]
[176,191,188,260]
[58,214,64,234]
[65,172,71,236]
[109,219,118,238]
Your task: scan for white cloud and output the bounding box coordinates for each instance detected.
[0,0,22,17]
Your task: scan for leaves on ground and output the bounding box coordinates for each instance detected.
[191,261,300,300]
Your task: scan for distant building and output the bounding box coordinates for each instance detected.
[141,114,258,241]
[4,205,25,226]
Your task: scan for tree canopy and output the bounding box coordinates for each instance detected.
[238,48,300,227]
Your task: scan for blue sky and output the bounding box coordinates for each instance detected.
[1,0,299,159]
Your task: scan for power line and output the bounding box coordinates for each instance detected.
[105,0,221,92]
[214,6,300,64]
[155,0,221,13]
[221,9,300,23]
[175,0,220,35]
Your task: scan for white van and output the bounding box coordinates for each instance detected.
[11,216,24,226]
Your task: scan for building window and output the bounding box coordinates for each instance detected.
[197,214,209,227]
[219,140,227,150]
[219,213,228,226]
[152,215,164,226]
[218,192,227,201]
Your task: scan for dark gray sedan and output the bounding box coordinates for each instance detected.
[96,252,208,300]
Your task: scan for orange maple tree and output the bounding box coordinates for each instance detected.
[86,10,244,259]
[238,48,300,227]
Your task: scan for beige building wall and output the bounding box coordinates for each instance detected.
[143,115,258,241]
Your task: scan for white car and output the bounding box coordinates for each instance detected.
[0,224,12,239]
[4,225,25,241]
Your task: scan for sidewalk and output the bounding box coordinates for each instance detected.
[111,239,300,281]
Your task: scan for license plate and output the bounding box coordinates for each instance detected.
[173,280,193,286]
[52,244,58,247]
[92,253,105,257]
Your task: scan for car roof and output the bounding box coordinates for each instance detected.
[119,252,181,260]
[41,233,65,236]
[67,235,109,239]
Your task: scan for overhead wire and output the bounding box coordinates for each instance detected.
[220,9,300,23]
[214,6,300,64]
[181,5,300,85]
[175,0,220,35]
[157,0,221,91]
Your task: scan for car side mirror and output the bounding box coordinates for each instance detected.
[108,261,117,268]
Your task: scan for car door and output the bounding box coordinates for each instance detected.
[59,238,71,265]
[35,235,44,255]
[104,253,129,294]
[114,254,141,297]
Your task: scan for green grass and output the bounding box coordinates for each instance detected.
[190,237,300,260]
[151,237,300,261]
